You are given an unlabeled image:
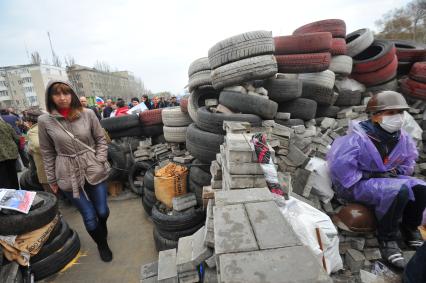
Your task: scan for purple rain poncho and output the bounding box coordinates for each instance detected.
[327,121,426,219]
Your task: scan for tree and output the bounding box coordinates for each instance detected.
[375,0,426,42]
[52,54,62,67]
[94,61,111,73]
[31,52,41,65]
[64,55,76,67]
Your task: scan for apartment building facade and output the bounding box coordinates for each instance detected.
[0,64,68,111]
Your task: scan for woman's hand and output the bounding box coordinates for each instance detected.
[49,183,59,194]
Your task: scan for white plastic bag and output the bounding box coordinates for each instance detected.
[402,111,423,142]
[305,157,334,203]
[279,197,343,274]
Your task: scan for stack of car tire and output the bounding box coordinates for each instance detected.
[162,107,192,143]
[390,40,426,76]
[0,192,80,281]
[401,62,426,101]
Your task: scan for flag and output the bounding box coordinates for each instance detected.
[95,96,104,105]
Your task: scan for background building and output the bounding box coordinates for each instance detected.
[67,64,148,102]
[0,64,68,111]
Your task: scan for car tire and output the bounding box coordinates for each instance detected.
[100,115,140,132]
[162,107,192,127]
[350,56,398,86]
[273,32,332,55]
[293,19,346,38]
[278,98,317,120]
[153,227,178,252]
[188,88,220,123]
[186,124,224,163]
[139,109,163,126]
[331,38,347,55]
[329,55,353,76]
[163,126,187,143]
[275,52,331,73]
[151,203,205,232]
[263,77,302,103]
[345,28,374,57]
[188,57,211,77]
[352,40,396,73]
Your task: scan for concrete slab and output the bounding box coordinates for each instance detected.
[176,235,195,273]
[191,226,213,266]
[215,188,273,206]
[219,246,332,283]
[158,249,178,283]
[245,201,301,249]
[214,204,258,255]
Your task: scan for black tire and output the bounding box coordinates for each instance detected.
[152,134,166,145]
[398,61,413,76]
[191,159,211,173]
[186,124,224,163]
[0,192,58,235]
[208,30,274,69]
[129,162,152,196]
[31,219,71,264]
[278,98,317,121]
[315,105,340,118]
[100,115,140,132]
[188,57,211,77]
[211,55,278,90]
[301,83,335,106]
[334,91,362,107]
[188,87,220,123]
[144,169,155,192]
[151,203,205,232]
[32,230,80,281]
[274,119,305,127]
[156,221,205,241]
[189,178,204,207]
[219,90,278,120]
[108,126,145,139]
[188,70,212,91]
[107,143,127,181]
[153,227,178,252]
[190,166,212,186]
[196,106,262,134]
[141,124,164,137]
[44,215,62,245]
[144,189,156,204]
[263,77,302,103]
[142,195,154,216]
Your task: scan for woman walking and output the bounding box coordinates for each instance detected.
[38,80,113,262]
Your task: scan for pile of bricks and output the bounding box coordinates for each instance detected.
[141,188,332,283]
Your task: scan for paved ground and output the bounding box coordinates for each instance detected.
[40,194,157,283]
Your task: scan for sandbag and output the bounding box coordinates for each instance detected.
[154,163,188,208]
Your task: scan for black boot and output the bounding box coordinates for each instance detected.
[379,240,406,269]
[88,225,113,262]
[401,225,424,249]
[98,217,108,237]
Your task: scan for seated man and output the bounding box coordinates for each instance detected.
[327,91,426,269]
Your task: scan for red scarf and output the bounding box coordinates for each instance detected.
[58,108,71,118]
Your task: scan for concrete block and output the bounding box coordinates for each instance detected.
[287,143,309,167]
[292,168,312,197]
[222,169,267,189]
[204,267,218,283]
[337,107,353,119]
[176,236,195,273]
[219,246,332,283]
[262,120,275,127]
[191,226,213,266]
[226,160,266,175]
[216,153,222,165]
[352,105,366,113]
[210,161,222,180]
[203,217,215,248]
[275,112,291,120]
[293,125,306,134]
[272,123,293,138]
[178,270,199,283]
[364,248,381,261]
[214,204,258,254]
[216,104,234,114]
[365,238,379,248]
[172,193,197,212]
[245,201,301,249]
[320,118,336,130]
[173,156,194,164]
[345,248,365,273]
[205,253,216,268]
[210,179,222,190]
[223,121,250,133]
[202,186,215,200]
[141,261,158,280]
[215,188,273,206]
[158,249,178,283]
[223,86,247,94]
[347,236,365,251]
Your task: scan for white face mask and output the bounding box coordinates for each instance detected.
[379,113,404,133]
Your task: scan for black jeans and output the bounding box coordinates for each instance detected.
[404,242,426,283]
[0,159,19,189]
[377,185,426,241]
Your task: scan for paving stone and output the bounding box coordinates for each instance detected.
[205,98,218,107]
[262,120,275,127]
[204,267,218,283]
[173,156,194,164]
[215,188,273,206]
[293,125,306,134]
[205,253,216,268]
[203,218,215,248]
[210,161,222,180]
[214,204,258,254]
[346,248,365,273]
[222,169,267,189]
[365,238,379,248]
[226,160,265,175]
[219,246,332,283]
[191,226,213,266]
[272,123,293,138]
[223,86,247,94]
[320,118,336,130]
[211,179,222,190]
[245,201,301,249]
[359,270,386,283]
[347,237,365,251]
[223,121,250,133]
[176,235,195,273]
[339,242,352,255]
[202,186,215,200]
[141,261,158,280]
[216,104,234,114]
[172,193,197,212]
[142,276,158,283]
[287,143,309,167]
[363,248,381,261]
[158,249,178,283]
[292,168,312,197]
[178,270,199,283]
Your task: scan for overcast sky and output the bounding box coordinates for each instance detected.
[0,0,410,94]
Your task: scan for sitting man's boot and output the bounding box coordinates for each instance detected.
[401,225,424,249]
[379,240,406,269]
[88,225,113,262]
